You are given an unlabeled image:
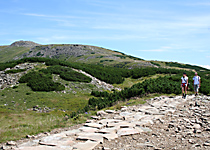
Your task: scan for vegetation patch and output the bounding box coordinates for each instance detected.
[19,71,65,92]
[100,60,114,63]
[5,69,26,74]
[165,62,209,72]
[150,62,161,67]
[40,65,92,83]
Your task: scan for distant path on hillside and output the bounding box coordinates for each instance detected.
[72,68,121,91]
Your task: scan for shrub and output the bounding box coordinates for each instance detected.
[19,71,64,92]
[5,69,26,74]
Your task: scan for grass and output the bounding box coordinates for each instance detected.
[103,93,177,111]
[0,109,95,143]
[114,74,167,89]
[0,82,93,112]
[0,82,94,143]
[0,59,108,144]
[0,74,97,143]
[0,46,30,63]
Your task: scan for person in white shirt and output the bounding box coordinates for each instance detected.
[181,72,188,99]
[193,72,201,96]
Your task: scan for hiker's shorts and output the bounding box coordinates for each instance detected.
[194,84,199,92]
[182,83,187,87]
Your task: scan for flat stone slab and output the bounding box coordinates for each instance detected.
[73,140,100,150]
[39,139,75,147]
[105,110,115,114]
[91,116,100,120]
[113,116,124,120]
[16,145,72,150]
[84,123,103,129]
[79,127,99,133]
[76,133,103,143]
[117,128,139,136]
[103,133,118,140]
[137,126,152,132]
[18,140,40,147]
[97,128,117,134]
[63,129,81,136]
[120,112,133,116]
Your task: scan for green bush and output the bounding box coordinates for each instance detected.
[40,65,92,83]
[19,71,64,92]
[5,69,26,74]
[88,76,182,109]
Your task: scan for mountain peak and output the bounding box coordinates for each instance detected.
[10,40,40,48]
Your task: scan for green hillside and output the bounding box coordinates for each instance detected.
[0,41,210,144]
[0,46,30,63]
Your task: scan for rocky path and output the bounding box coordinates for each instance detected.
[1,95,210,150]
[72,68,121,91]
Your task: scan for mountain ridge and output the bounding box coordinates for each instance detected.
[0,40,209,72]
[1,40,155,68]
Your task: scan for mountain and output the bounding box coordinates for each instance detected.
[1,40,209,72]
[0,40,210,144]
[1,40,155,68]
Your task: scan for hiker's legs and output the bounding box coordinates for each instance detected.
[185,85,187,94]
[182,86,185,95]
[194,84,199,95]
[182,86,186,98]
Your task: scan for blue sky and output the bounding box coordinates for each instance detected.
[0,0,210,68]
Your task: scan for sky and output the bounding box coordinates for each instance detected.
[0,0,210,69]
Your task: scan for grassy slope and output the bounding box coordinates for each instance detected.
[0,61,107,143]
[0,78,97,143]
[114,74,167,89]
[0,46,30,63]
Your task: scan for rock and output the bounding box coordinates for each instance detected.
[168,123,175,128]
[39,142,57,146]
[97,110,108,116]
[84,123,104,129]
[188,139,195,144]
[203,142,210,146]
[26,135,32,138]
[117,128,139,136]
[7,141,16,146]
[73,140,100,150]
[91,116,100,120]
[79,127,99,133]
[76,133,103,143]
[105,110,115,114]
[102,147,110,150]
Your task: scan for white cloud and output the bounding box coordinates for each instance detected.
[22,13,79,19]
[185,2,210,6]
[138,49,166,52]
[137,46,172,52]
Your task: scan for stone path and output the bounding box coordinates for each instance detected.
[2,95,210,150]
[72,68,121,91]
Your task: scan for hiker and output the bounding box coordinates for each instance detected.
[193,72,201,96]
[181,72,188,98]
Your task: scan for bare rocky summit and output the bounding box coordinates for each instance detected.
[18,44,112,59]
[10,41,40,48]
